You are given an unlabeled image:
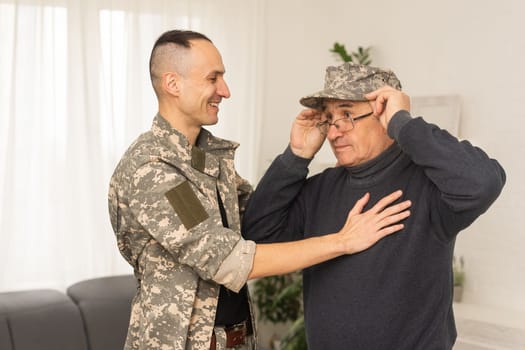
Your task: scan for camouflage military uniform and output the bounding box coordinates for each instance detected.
[108,114,257,350]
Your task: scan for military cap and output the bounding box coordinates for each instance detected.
[300,62,402,110]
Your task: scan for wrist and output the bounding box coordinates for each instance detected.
[318,232,346,258]
[283,145,314,164]
[289,146,314,160]
[387,110,412,139]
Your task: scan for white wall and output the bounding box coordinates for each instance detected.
[257,0,525,324]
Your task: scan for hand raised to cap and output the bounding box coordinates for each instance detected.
[365,86,411,130]
[290,109,327,159]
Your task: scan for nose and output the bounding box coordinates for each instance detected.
[326,123,343,141]
[217,78,231,98]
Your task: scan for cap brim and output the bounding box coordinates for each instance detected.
[299,89,368,110]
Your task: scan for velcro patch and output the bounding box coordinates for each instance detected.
[191,146,205,172]
[165,181,209,230]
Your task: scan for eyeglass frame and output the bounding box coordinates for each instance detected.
[316,110,374,135]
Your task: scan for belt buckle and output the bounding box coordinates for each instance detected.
[226,321,247,346]
[227,321,246,332]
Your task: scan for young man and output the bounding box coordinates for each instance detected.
[108,31,411,350]
[243,63,506,349]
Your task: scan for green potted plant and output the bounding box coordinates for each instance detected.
[453,255,465,302]
[330,42,372,64]
[252,271,306,350]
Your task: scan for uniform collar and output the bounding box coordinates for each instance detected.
[151,114,239,178]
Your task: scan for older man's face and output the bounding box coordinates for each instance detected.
[323,99,393,167]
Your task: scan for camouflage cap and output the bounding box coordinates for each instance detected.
[300,62,402,110]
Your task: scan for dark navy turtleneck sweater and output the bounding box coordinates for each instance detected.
[243,110,505,350]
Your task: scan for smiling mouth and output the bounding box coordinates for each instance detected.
[208,102,219,108]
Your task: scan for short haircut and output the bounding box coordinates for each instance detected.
[149,30,212,96]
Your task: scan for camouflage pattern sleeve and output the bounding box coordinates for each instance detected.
[236,171,253,220]
[128,160,242,281]
[213,239,256,292]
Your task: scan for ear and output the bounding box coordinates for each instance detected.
[162,72,181,96]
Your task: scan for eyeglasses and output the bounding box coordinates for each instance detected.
[316,111,373,135]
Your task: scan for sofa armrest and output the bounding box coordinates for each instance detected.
[67,274,136,350]
[0,289,88,350]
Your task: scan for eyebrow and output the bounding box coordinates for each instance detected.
[322,102,354,112]
[322,102,353,120]
[203,70,225,79]
[209,69,225,75]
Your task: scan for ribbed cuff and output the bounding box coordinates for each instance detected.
[280,145,313,174]
[387,110,412,139]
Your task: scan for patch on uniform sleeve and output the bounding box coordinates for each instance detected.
[165,181,209,230]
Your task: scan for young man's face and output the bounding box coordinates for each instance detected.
[177,39,231,128]
[323,99,393,167]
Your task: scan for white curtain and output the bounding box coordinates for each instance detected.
[0,0,264,292]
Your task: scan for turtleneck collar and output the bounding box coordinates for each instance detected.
[343,143,409,185]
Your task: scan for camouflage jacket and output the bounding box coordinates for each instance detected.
[108,114,257,350]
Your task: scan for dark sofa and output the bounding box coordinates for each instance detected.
[0,274,136,350]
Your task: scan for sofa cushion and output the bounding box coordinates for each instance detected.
[0,289,88,350]
[67,274,136,350]
[0,316,13,349]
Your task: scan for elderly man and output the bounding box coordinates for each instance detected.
[243,63,506,349]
